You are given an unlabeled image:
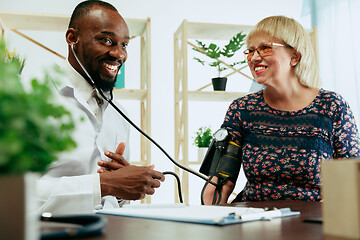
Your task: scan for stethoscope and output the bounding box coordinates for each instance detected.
[39,36,219,240]
[70,42,218,199]
[39,44,121,239]
[41,213,107,239]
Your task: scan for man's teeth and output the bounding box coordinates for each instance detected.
[255,66,266,72]
[104,63,118,71]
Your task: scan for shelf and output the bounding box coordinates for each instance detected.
[173,19,255,204]
[113,89,147,100]
[0,11,69,32]
[174,21,253,40]
[174,91,249,102]
[0,11,148,37]
[188,91,248,102]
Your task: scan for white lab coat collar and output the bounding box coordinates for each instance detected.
[55,60,112,106]
[53,60,113,126]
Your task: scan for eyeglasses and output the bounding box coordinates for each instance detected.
[243,43,288,61]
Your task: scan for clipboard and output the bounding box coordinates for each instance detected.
[97,204,300,226]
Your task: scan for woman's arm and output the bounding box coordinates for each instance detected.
[202,176,235,205]
[333,98,360,158]
[201,99,244,205]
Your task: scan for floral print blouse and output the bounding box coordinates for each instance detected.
[222,89,360,202]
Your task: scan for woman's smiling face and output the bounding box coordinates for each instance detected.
[246,33,295,87]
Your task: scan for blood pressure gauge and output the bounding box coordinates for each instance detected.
[214,128,228,142]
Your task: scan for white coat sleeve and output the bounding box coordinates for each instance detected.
[37,173,99,215]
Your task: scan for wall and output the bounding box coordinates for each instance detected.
[0,0,309,204]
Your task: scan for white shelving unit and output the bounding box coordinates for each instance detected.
[0,11,152,202]
[174,20,254,204]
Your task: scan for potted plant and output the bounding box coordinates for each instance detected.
[193,127,213,162]
[192,31,247,91]
[0,39,76,240]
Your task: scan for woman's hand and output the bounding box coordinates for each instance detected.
[202,176,235,205]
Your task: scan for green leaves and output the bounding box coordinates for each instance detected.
[193,40,222,59]
[194,57,205,65]
[0,39,76,175]
[0,40,25,74]
[206,43,221,59]
[222,32,247,58]
[192,31,247,77]
[193,127,213,148]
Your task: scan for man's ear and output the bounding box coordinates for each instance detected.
[66,28,79,47]
[291,50,301,67]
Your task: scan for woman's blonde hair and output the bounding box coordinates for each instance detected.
[247,15,321,88]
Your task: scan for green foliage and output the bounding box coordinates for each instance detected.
[0,39,76,175]
[1,45,26,74]
[192,32,247,77]
[193,127,213,148]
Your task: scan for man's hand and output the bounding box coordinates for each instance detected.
[98,142,165,200]
[97,142,129,173]
[99,165,165,200]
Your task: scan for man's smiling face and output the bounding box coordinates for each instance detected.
[74,5,130,91]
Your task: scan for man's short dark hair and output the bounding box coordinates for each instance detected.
[68,0,118,29]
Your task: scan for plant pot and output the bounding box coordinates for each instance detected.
[0,173,40,240]
[212,77,227,91]
[198,147,208,162]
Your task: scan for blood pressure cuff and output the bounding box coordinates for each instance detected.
[214,141,242,183]
[200,141,242,184]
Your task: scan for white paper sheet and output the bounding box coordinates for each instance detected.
[97,204,300,225]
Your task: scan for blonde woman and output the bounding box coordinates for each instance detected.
[203,16,360,204]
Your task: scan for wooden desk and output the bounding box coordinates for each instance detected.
[88,200,328,240]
